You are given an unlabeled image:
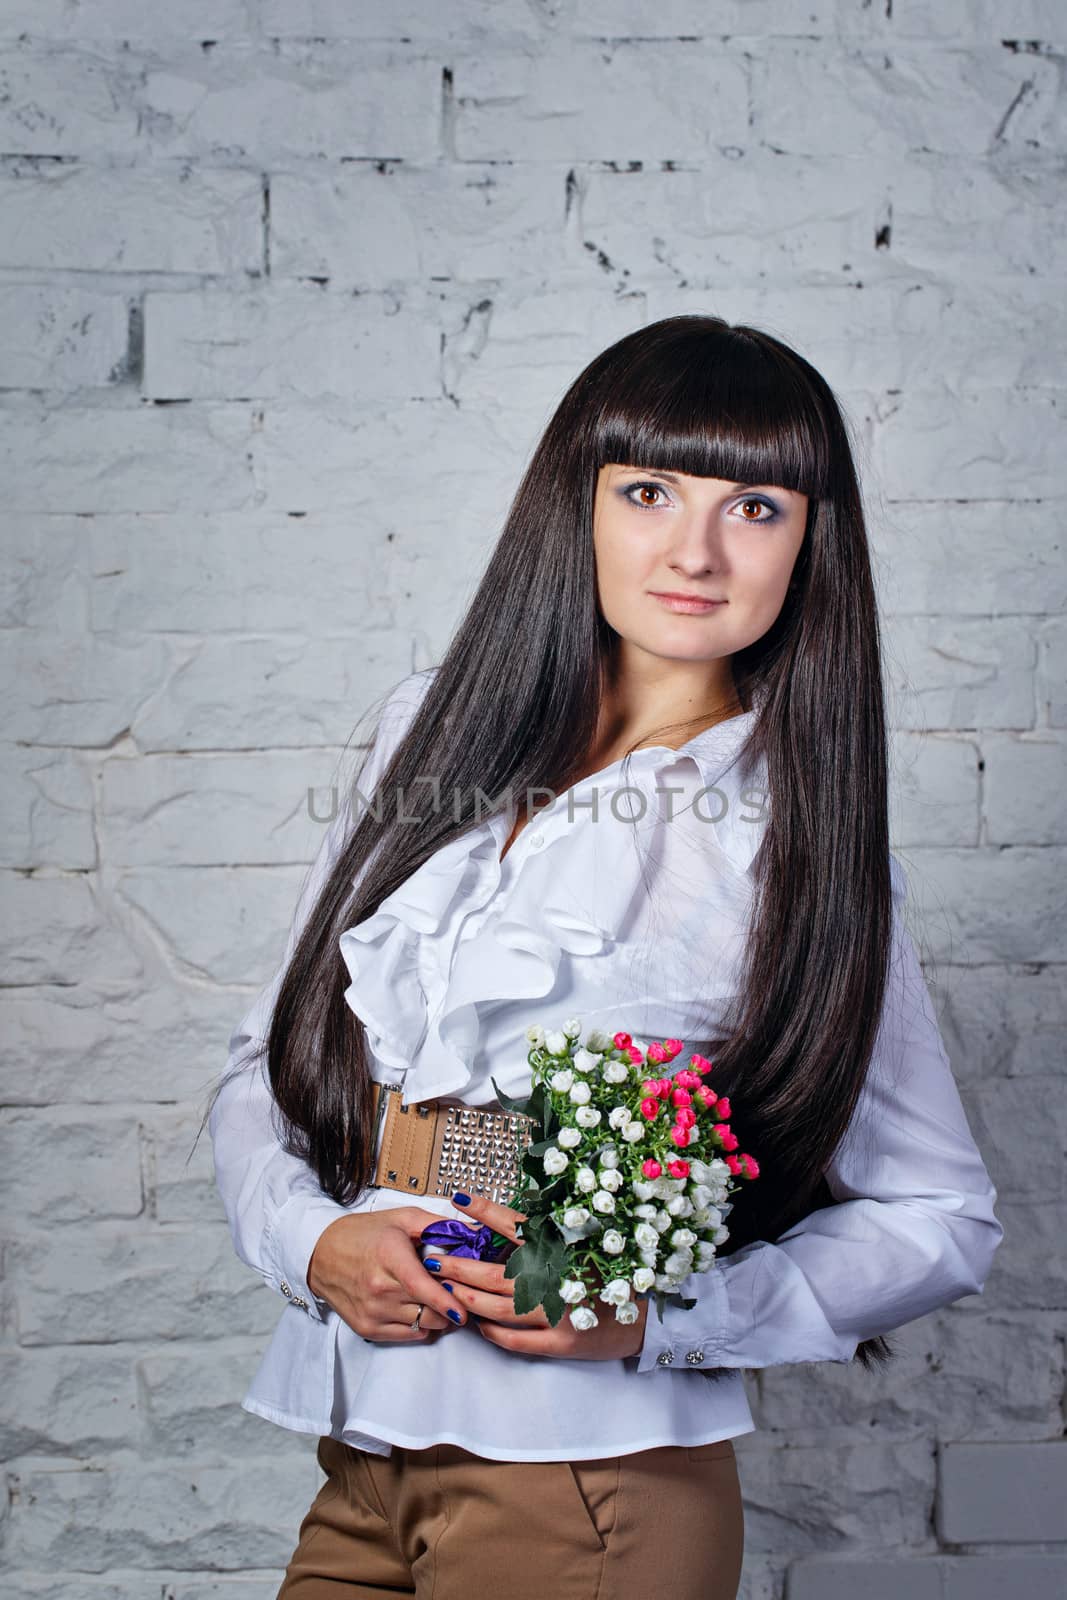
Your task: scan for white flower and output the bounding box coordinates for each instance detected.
[664,1250,693,1276]
[671,1227,697,1249]
[608,1105,632,1131]
[651,1176,675,1199]
[688,1159,713,1185]
[557,1125,582,1149]
[560,1278,587,1304]
[543,1148,569,1175]
[634,1222,660,1251]
[601,1229,625,1255]
[569,1304,599,1331]
[563,1017,582,1038]
[562,1205,591,1229]
[632,1266,657,1292]
[639,1247,659,1268]
[598,1167,623,1193]
[614,1300,640,1324]
[545,1029,571,1056]
[695,1242,717,1269]
[654,1273,673,1291]
[592,1189,616,1214]
[690,1184,715,1209]
[667,1194,693,1217]
[575,1165,597,1193]
[690,1208,713,1228]
[599,1146,620,1169]
[634,1203,658,1219]
[569,1081,592,1105]
[575,1105,602,1128]
[712,1224,730,1245]
[653,1210,673,1234]
[599,1277,632,1306]
[585,1029,612,1052]
[708,1158,730,1180]
[622,1122,645,1142]
[549,1068,574,1092]
[572,1047,600,1074]
[526,1024,545,1046]
[602,1060,629,1084]
[632,1179,655,1202]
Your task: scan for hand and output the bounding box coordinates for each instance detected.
[436,1192,650,1361]
[307,1207,471,1343]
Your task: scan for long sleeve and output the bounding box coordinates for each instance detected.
[636,855,1005,1373]
[209,670,433,1322]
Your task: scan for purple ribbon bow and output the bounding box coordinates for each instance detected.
[420,1218,502,1260]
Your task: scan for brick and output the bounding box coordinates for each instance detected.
[0,1577,286,1600]
[959,1076,1065,1203]
[10,0,252,36]
[97,749,352,867]
[0,983,242,1107]
[453,44,748,162]
[897,847,1067,964]
[788,1556,945,1600]
[978,1201,1067,1310]
[1038,618,1066,726]
[114,865,309,984]
[0,404,257,513]
[739,1439,935,1554]
[873,387,1065,502]
[883,615,1035,732]
[891,733,979,848]
[752,41,1058,158]
[143,1107,234,1225]
[936,964,1067,1081]
[0,287,128,391]
[0,163,263,274]
[143,288,441,402]
[0,745,95,869]
[871,501,1066,618]
[0,631,172,746]
[259,0,541,38]
[938,1440,1067,1542]
[0,875,143,987]
[0,1109,143,1223]
[271,165,565,287]
[2,1458,313,1570]
[0,42,140,156]
[12,1226,278,1345]
[891,156,1067,278]
[1,516,88,629]
[0,1347,139,1460]
[983,734,1067,845]
[136,1344,312,1457]
[943,1556,1067,1599]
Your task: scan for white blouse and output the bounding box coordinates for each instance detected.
[210,667,1004,1462]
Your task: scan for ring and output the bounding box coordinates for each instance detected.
[411,1304,424,1331]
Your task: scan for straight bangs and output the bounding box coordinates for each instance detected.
[590,323,834,501]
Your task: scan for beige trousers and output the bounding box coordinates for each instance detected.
[277,1433,744,1600]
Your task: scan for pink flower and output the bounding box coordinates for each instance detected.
[689,1053,712,1075]
[670,1086,692,1108]
[641,1079,660,1097]
[726,1154,742,1175]
[642,1158,662,1179]
[673,1069,698,1090]
[613,1032,632,1049]
[628,1045,645,1064]
[657,1078,673,1099]
[669,1125,692,1148]
[715,1096,731,1120]
[667,1159,690,1179]
[719,1127,739,1152]
[640,1097,661,1120]
[664,1039,684,1059]
[675,1108,697,1129]
[740,1153,760,1179]
[646,1042,668,1064]
[696,1084,717,1108]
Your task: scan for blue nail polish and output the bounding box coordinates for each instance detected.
[443,1282,454,1294]
[447,1308,462,1323]
[425,1258,441,1271]
[452,1191,471,1206]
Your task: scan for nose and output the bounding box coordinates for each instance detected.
[668,505,724,577]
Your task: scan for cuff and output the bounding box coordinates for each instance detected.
[263,1191,356,1324]
[636,1263,732,1373]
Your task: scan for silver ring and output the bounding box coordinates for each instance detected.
[411,1304,424,1331]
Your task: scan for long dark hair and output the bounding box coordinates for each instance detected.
[215,314,897,1371]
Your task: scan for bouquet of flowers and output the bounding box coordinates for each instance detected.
[488,1017,760,1332]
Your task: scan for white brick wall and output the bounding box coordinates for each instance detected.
[0,3,1062,1596]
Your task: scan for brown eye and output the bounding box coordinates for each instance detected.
[739,499,767,520]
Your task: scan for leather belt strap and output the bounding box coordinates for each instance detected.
[369,1081,535,1205]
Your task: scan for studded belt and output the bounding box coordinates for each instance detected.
[369,1081,536,1205]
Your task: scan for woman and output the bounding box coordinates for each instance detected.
[207,315,1003,1599]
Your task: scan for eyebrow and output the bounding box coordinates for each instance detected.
[614,467,792,494]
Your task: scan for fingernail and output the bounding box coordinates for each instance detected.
[447,1308,463,1323]
[452,1191,472,1206]
[442,1282,454,1293]
[425,1258,441,1272]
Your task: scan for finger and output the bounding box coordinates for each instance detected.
[449,1190,527,1241]
[453,1282,549,1327]
[430,1256,512,1292]
[379,1230,469,1328]
[477,1319,567,1353]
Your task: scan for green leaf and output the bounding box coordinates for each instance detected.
[489,1075,533,1118]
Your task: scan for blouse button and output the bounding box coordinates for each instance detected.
[529,832,545,850]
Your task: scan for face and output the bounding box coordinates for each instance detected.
[592,463,809,674]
